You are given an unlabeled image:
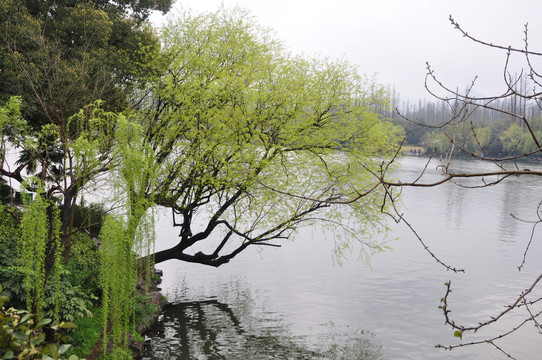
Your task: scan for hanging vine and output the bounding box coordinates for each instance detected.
[100,215,132,354]
[19,188,62,322]
[99,113,157,357]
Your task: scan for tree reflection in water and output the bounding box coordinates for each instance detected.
[142,298,384,360]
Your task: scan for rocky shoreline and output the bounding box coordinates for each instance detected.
[130,268,168,358]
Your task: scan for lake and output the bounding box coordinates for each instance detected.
[143,156,542,359]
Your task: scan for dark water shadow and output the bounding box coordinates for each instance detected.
[142,298,385,360]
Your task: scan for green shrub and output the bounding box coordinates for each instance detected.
[0,207,26,310]
[66,307,103,358]
[65,233,101,300]
[1,268,96,324]
[0,265,26,310]
[43,274,96,323]
[0,208,101,322]
[0,283,82,360]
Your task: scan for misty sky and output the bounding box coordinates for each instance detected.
[151,0,542,101]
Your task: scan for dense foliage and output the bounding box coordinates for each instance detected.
[0,0,170,279]
[0,4,401,358]
[0,283,80,360]
[0,0,169,355]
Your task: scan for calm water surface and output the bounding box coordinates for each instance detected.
[143,157,542,359]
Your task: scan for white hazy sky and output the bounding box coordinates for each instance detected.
[151,0,542,101]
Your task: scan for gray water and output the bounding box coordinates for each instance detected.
[143,157,542,359]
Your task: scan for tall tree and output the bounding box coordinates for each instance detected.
[0,0,171,266]
[107,7,402,267]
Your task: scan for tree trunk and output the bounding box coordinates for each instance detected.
[60,188,77,262]
[152,243,185,264]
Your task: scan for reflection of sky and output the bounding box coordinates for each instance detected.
[154,157,542,360]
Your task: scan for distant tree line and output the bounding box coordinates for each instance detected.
[384,76,542,159]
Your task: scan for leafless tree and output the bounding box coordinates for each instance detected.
[379,15,542,359]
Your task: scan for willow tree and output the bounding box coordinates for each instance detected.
[121,7,402,267]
